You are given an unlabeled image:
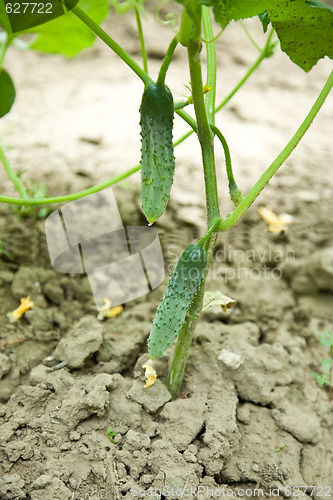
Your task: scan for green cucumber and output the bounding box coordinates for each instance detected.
[140,82,175,224]
[147,244,207,359]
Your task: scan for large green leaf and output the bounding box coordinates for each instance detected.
[0,69,16,117]
[28,0,109,57]
[0,0,79,34]
[269,0,333,71]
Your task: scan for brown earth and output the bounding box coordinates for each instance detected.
[0,6,333,500]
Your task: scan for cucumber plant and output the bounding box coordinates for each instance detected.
[0,0,333,398]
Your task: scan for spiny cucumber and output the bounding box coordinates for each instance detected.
[140,82,175,224]
[147,244,207,359]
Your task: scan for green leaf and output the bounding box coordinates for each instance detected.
[321,357,333,372]
[203,0,276,29]
[0,69,16,118]
[259,10,271,32]
[0,0,80,34]
[319,336,333,347]
[268,0,333,71]
[0,1,12,33]
[28,0,109,57]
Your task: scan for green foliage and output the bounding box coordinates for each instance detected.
[109,0,148,15]
[268,0,333,71]
[27,0,109,57]
[0,69,15,117]
[12,175,50,219]
[175,0,333,71]
[106,427,116,444]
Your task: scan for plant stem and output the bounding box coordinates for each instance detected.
[187,39,220,225]
[157,36,178,85]
[219,68,333,231]
[0,33,9,71]
[210,125,233,182]
[216,28,275,114]
[240,20,261,52]
[202,6,216,125]
[174,28,275,147]
[69,3,152,86]
[134,4,148,75]
[0,162,140,206]
[0,146,27,199]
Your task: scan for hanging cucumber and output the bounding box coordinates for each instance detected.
[140,81,175,224]
[147,243,207,359]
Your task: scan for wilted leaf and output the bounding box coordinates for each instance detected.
[202,290,237,312]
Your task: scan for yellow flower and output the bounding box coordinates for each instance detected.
[7,296,34,323]
[97,298,124,321]
[142,360,157,388]
[258,206,293,234]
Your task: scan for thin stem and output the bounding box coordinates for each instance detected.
[0,164,141,206]
[69,3,152,86]
[174,28,275,146]
[174,129,192,146]
[198,216,221,247]
[210,125,233,183]
[215,28,275,113]
[211,124,243,207]
[0,34,8,70]
[219,68,333,231]
[134,4,148,75]
[187,39,220,225]
[0,146,27,199]
[202,6,216,125]
[240,20,261,52]
[157,36,178,85]
[175,108,197,131]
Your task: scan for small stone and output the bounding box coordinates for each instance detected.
[116,462,127,480]
[60,442,71,451]
[183,450,197,463]
[127,378,171,413]
[141,474,154,485]
[218,349,243,368]
[187,444,198,455]
[31,475,53,490]
[69,431,80,441]
[124,429,150,450]
[53,316,103,369]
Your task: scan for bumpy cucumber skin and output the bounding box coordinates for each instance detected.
[147,244,207,359]
[140,82,175,224]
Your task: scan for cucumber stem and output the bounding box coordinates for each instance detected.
[134,4,148,75]
[157,36,178,85]
[69,2,152,87]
